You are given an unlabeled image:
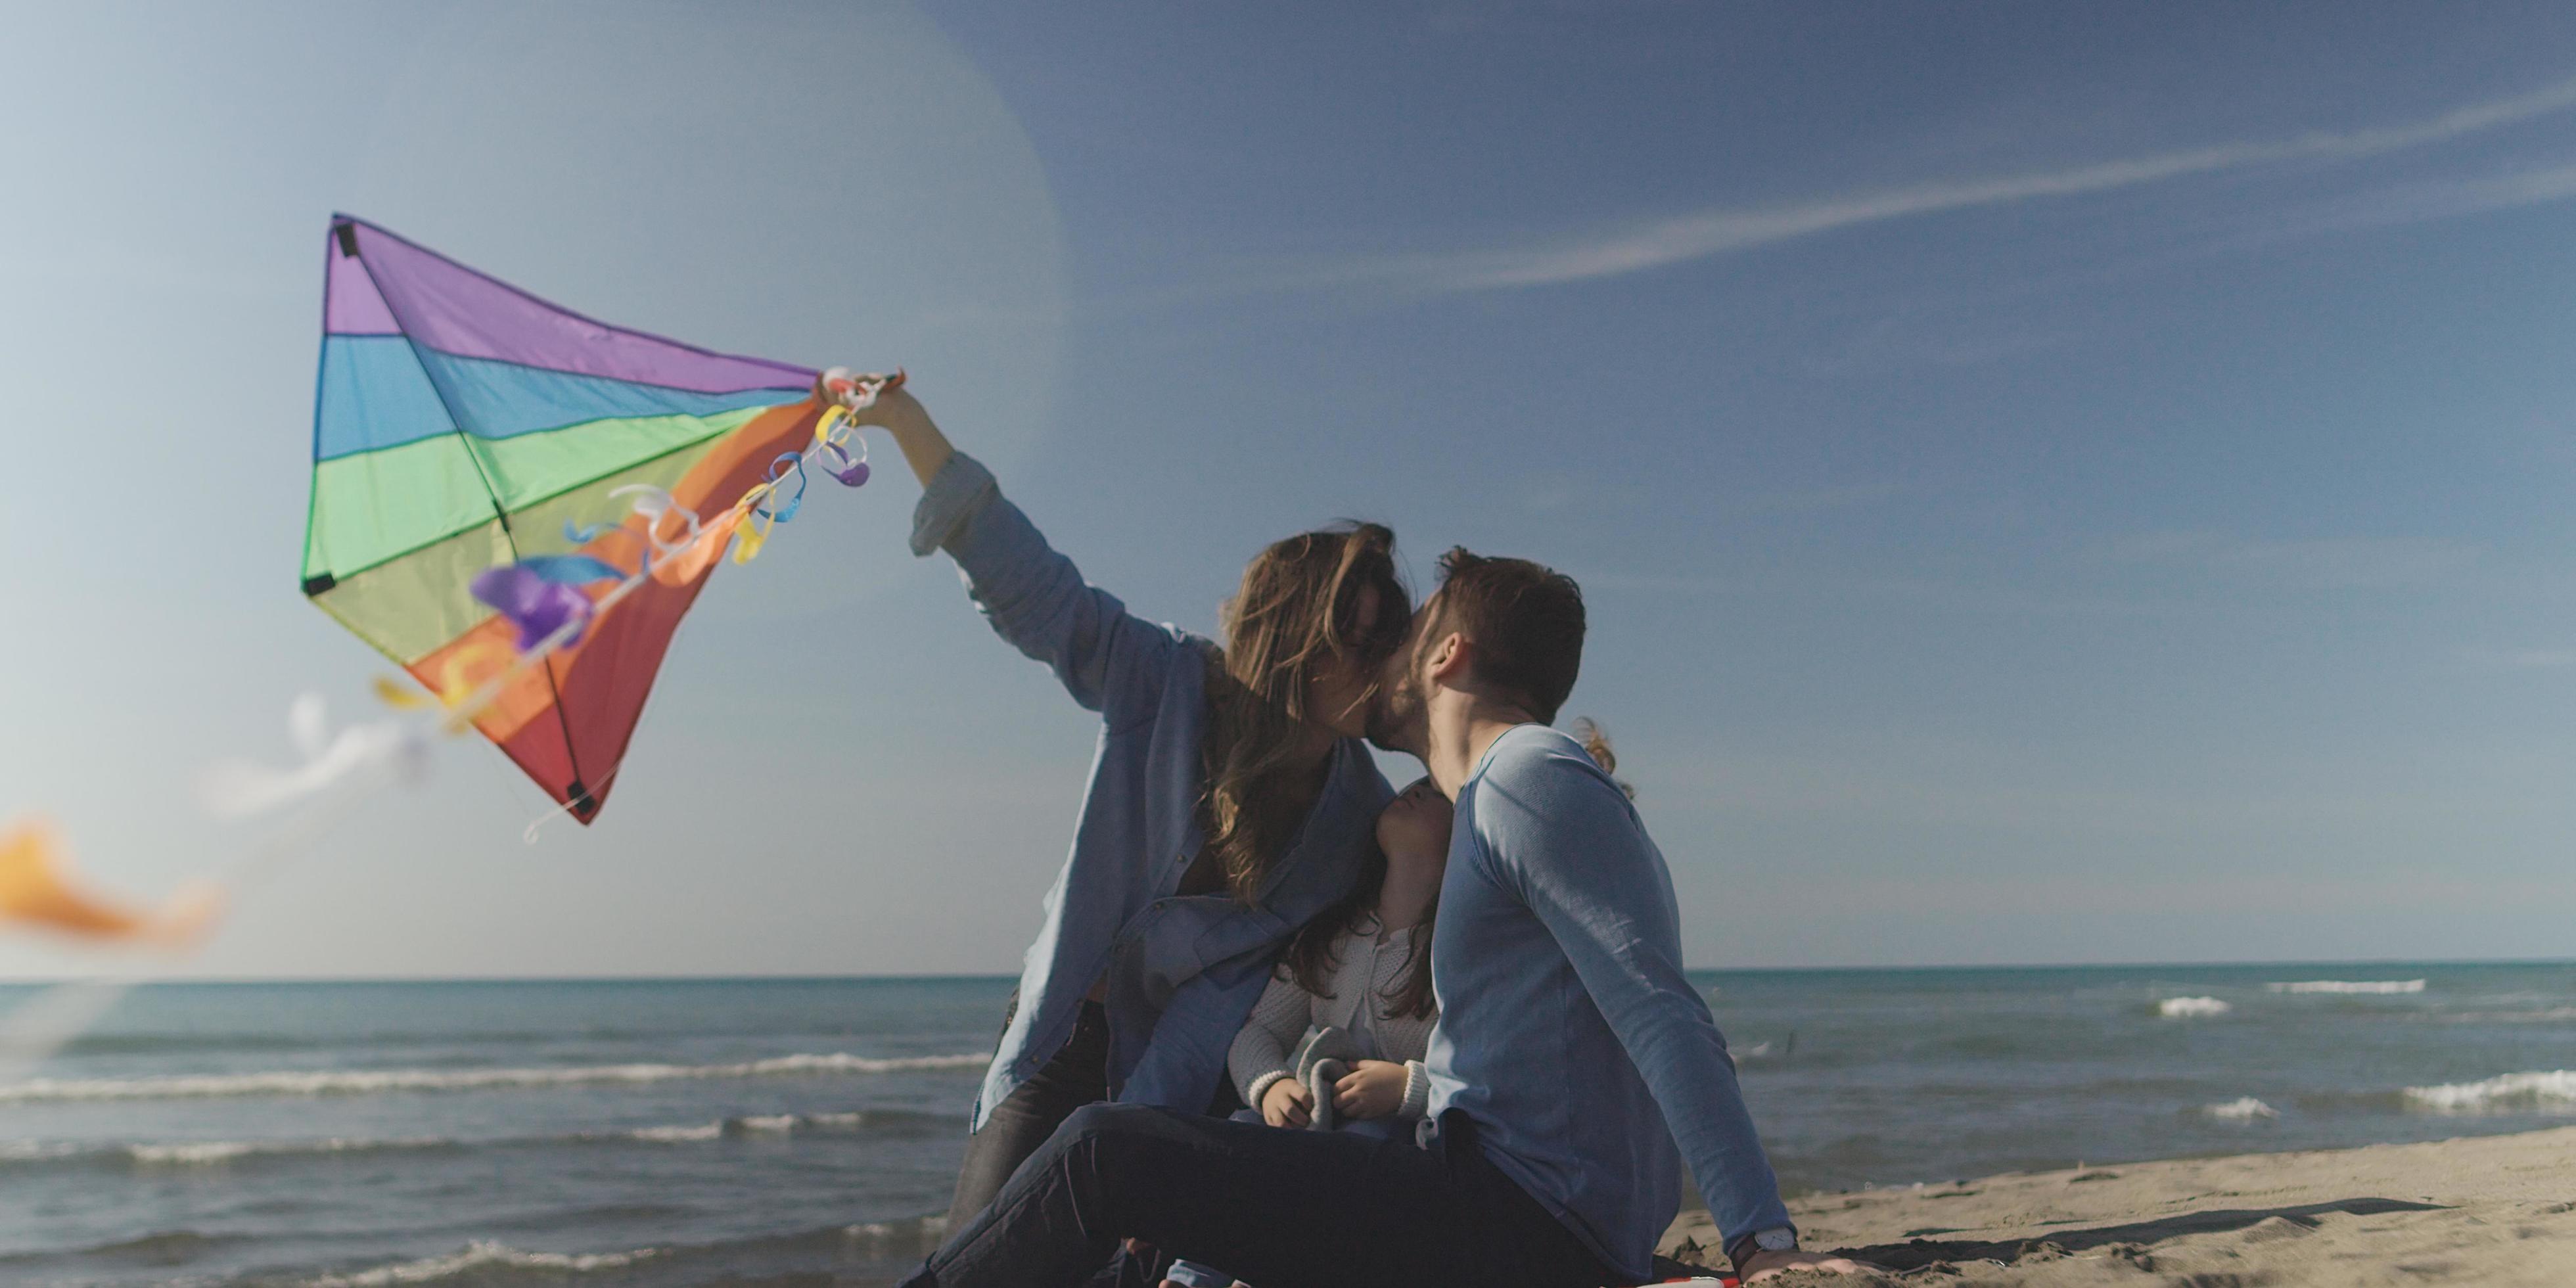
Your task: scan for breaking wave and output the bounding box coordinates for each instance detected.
[126,1137,452,1166]
[2403,1069,2576,1113]
[0,1109,958,1174]
[286,1219,948,1286]
[2268,979,2426,994]
[0,1051,988,1104]
[302,1240,664,1287]
[2199,1097,2279,1120]
[622,1110,918,1143]
[2156,996,2231,1019]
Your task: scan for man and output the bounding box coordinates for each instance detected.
[899,549,1868,1287]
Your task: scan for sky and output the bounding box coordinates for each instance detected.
[2,1,2573,978]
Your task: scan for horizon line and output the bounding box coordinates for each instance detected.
[3,955,2560,986]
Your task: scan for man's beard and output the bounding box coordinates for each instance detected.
[1365,669,1429,757]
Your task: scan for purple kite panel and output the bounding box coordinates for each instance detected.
[338,218,817,394]
[325,231,400,335]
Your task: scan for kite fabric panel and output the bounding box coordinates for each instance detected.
[303,216,822,823]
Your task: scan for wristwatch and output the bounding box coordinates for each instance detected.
[1728,1226,1799,1273]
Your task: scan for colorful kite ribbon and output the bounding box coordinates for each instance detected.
[415,370,898,835]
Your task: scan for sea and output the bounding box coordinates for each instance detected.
[3,963,2571,1287]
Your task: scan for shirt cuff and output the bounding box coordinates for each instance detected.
[1398,1059,1431,1119]
[1243,1069,1293,1111]
[909,451,998,557]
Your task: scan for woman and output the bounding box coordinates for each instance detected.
[841,377,1412,1230]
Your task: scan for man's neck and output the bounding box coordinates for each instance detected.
[1423,693,1536,799]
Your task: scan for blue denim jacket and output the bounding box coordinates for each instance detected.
[911,454,1391,1128]
[1425,725,1793,1281]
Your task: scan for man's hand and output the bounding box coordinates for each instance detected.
[1332,1060,1409,1120]
[1260,1076,1314,1128]
[1740,1248,1883,1281]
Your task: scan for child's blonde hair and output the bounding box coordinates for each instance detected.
[1571,718,1634,798]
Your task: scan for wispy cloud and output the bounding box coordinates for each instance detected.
[1348,72,2576,296]
[2108,531,2479,591]
[2458,646,2576,669]
[2263,158,2576,240]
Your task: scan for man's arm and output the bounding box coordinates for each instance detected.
[1474,746,1796,1249]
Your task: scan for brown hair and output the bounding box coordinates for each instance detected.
[1199,523,1411,906]
[1280,837,1438,1021]
[1426,547,1586,723]
[1572,717,1635,799]
[1280,726,1630,1019]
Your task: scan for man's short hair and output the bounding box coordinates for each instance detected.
[1431,547,1585,723]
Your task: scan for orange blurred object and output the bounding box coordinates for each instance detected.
[0,819,221,947]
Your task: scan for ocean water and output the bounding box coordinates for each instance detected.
[3,963,2571,1286]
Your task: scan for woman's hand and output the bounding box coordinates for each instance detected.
[1332,1060,1410,1120]
[1260,1076,1315,1128]
[816,371,923,428]
[814,371,952,487]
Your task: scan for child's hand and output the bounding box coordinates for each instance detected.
[1333,1060,1410,1120]
[1261,1076,1315,1128]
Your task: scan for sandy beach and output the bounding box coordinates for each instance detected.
[1662,1125,2576,1286]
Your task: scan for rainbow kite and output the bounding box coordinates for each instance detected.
[303,216,841,823]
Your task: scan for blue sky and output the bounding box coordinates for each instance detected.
[2,2,2571,978]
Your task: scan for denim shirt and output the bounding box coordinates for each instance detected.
[910,454,1390,1128]
[1423,725,1793,1281]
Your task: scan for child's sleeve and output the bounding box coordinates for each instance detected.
[1228,971,1313,1110]
[1398,1059,1432,1120]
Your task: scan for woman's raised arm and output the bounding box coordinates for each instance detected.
[837,377,1184,718]
[838,379,954,486]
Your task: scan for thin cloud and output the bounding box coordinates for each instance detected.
[1362,72,2576,295]
[2458,646,2576,669]
[2265,158,2576,240]
[2109,530,2479,591]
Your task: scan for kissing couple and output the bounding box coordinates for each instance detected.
[833,377,1872,1287]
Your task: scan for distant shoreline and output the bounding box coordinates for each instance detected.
[6,957,2569,987]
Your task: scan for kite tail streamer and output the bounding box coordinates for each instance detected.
[0,977,138,1083]
[0,819,222,948]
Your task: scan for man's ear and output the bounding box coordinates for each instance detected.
[1424,632,1471,684]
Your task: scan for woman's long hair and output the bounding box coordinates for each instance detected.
[1280,722,1628,1023]
[1199,522,1411,908]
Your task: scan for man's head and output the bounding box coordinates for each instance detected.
[1367,547,1586,758]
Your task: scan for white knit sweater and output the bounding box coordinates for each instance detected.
[1228,916,1436,1120]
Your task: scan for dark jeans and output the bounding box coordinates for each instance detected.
[901,1103,1621,1288]
[944,998,1113,1233]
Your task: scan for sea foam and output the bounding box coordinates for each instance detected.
[2268,979,2426,994]
[2157,996,2231,1018]
[1,1111,940,1175]
[0,1051,988,1104]
[624,1122,724,1144]
[123,1138,443,1169]
[2403,1069,2576,1113]
[303,1239,662,1286]
[2200,1097,2279,1120]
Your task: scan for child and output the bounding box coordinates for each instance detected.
[1229,773,1454,1138]
[1157,778,1452,1288]
[1165,728,1626,1288]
